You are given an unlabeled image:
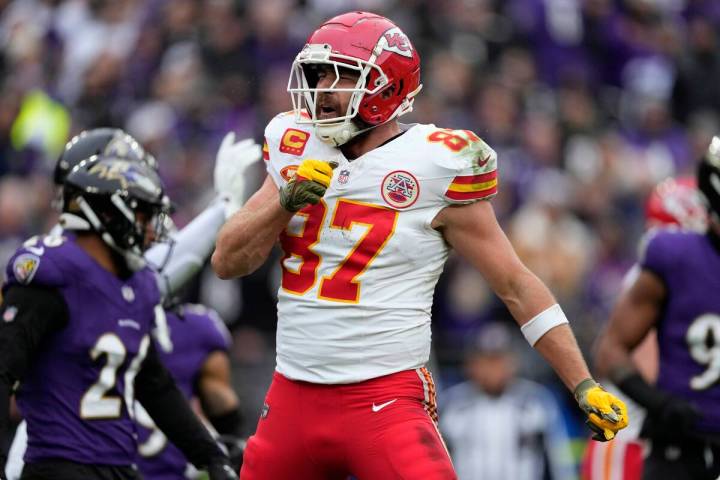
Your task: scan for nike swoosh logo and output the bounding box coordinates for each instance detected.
[25,246,44,256]
[477,154,491,168]
[372,399,398,412]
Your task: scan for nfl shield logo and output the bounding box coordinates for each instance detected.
[338,169,350,185]
[3,306,17,323]
[122,286,135,302]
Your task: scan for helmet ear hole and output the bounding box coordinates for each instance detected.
[381,84,396,100]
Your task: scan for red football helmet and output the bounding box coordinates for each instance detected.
[287,11,422,146]
[645,176,707,232]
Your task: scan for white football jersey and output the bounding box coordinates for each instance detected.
[264,112,498,383]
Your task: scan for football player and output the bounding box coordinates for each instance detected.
[5,128,254,479]
[0,156,236,479]
[595,137,720,480]
[51,128,261,297]
[583,177,707,480]
[212,11,628,479]
[133,303,241,480]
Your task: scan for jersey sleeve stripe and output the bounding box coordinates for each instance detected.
[262,140,270,161]
[446,179,497,193]
[449,170,497,185]
[445,182,497,200]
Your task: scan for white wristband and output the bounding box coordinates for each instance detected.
[521,304,569,346]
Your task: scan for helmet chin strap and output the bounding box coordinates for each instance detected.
[315,120,359,147]
[58,212,92,231]
[314,84,423,147]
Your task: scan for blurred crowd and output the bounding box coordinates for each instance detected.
[1,0,720,461]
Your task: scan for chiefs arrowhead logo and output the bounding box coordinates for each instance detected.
[380,27,413,59]
[280,165,299,181]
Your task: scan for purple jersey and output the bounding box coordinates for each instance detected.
[135,304,230,480]
[641,230,720,433]
[3,234,160,466]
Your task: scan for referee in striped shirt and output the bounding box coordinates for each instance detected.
[440,323,576,480]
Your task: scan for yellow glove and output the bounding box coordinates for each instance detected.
[279,159,337,212]
[574,378,629,441]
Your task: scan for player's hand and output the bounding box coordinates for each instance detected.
[214,132,262,218]
[574,378,629,442]
[279,159,337,212]
[644,397,701,440]
[206,455,237,480]
[218,434,246,471]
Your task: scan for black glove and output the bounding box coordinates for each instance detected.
[218,435,246,472]
[206,456,237,480]
[615,370,701,440]
[643,397,701,440]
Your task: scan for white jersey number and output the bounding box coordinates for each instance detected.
[279,198,398,303]
[80,333,150,419]
[687,314,720,390]
[135,401,168,457]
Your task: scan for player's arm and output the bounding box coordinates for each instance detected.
[434,201,590,388]
[0,286,68,467]
[135,344,234,478]
[198,351,242,435]
[147,202,226,297]
[594,269,698,428]
[213,157,334,279]
[213,175,293,278]
[433,200,627,440]
[147,135,261,297]
[595,269,664,379]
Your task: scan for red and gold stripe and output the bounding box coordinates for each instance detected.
[262,139,270,161]
[416,367,439,425]
[445,170,498,201]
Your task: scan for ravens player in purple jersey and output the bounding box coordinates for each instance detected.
[134,304,239,480]
[0,156,236,480]
[4,128,255,479]
[596,136,720,480]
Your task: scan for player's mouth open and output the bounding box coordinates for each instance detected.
[317,105,338,120]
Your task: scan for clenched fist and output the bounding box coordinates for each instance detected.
[574,378,629,441]
[279,159,337,212]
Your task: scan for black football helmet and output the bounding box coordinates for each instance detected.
[54,128,158,186]
[698,135,720,224]
[60,155,169,271]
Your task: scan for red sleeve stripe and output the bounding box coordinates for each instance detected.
[262,140,270,161]
[449,170,496,185]
[445,183,498,201]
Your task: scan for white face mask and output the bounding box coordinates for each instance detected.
[287,44,390,147]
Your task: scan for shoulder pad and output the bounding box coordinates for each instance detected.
[264,112,313,158]
[263,112,337,187]
[639,228,684,274]
[4,235,68,288]
[420,126,498,203]
[181,303,232,350]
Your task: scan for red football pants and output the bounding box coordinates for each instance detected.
[581,437,644,480]
[240,368,457,480]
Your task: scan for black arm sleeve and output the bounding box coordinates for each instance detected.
[0,286,68,459]
[208,408,243,436]
[135,343,225,469]
[614,371,670,414]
